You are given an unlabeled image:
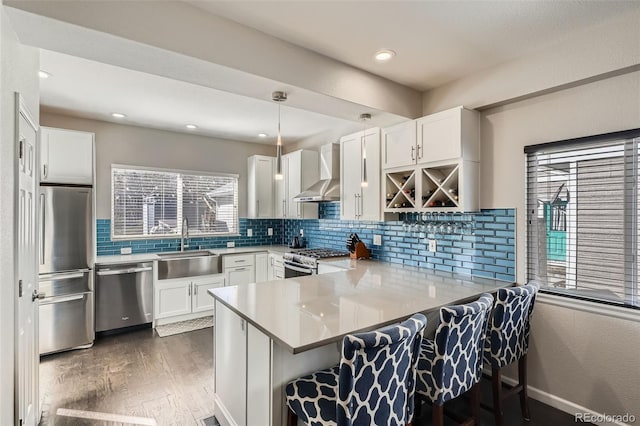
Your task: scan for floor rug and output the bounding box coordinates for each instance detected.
[202,415,220,426]
[155,316,213,337]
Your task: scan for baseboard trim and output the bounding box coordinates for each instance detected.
[499,375,634,426]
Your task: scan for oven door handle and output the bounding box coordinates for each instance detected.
[284,261,313,274]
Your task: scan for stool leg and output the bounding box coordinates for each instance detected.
[470,383,480,425]
[492,367,504,426]
[432,403,444,426]
[287,409,298,426]
[519,355,531,421]
[414,395,423,419]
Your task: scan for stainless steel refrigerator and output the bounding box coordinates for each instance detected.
[38,185,94,355]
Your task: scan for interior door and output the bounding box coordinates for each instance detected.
[16,94,39,426]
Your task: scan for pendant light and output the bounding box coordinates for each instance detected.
[272,91,287,180]
[360,113,371,187]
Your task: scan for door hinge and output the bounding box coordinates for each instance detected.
[18,280,23,298]
[18,139,24,160]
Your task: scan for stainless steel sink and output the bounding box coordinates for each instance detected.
[156,250,214,259]
[156,251,221,279]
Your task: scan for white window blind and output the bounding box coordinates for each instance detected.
[112,166,238,239]
[526,130,640,308]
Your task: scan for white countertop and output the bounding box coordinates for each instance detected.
[209,259,513,354]
[95,245,291,264]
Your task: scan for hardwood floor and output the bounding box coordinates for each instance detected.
[39,327,214,426]
[40,327,587,426]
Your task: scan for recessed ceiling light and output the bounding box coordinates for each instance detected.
[111,112,126,118]
[374,49,396,62]
[185,124,198,130]
[258,133,268,138]
[38,70,51,79]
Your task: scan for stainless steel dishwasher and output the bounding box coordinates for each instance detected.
[95,262,153,332]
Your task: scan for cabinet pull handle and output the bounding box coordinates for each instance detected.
[256,199,260,217]
[241,319,245,332]
[43,164,48,178]
[354,194,358,218]
[40,193,45,265]
[417,144,422,159]
[234,267,249,272]
[283,200,286,218]
[411,146,416,161]
[188,283,192,296]
[194,284,197,295]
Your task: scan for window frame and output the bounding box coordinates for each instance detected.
[525,128,640,310]
[110,164,239,240]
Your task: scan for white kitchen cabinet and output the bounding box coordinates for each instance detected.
[40,127,94,184]
[214,300,247,426]
[268,253,284,280]
[226,266,255,286]
[381,120,417,169]
[416,106,479,164]
[223,253,256,286]
[155,279,192,319]
[155,274,225,321]
[255,252,268,283]
[340,128,381,221]
[192,275,225,313]
[247,155,275,218]
[276,150,319,219]
[383,107,480,213]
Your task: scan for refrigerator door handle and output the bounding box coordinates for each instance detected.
[40,192,45,265]
[39,294,85,305]
[40,270,90,281]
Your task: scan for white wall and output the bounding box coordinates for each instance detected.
[422,10,640,115]
[0,5,40,425]
[39,112,275,219]
[478,70,640,420]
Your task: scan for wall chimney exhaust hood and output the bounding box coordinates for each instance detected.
[294,143,340,202]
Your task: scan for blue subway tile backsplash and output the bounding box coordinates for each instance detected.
[97,202,515,282]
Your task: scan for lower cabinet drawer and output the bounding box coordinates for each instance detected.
[223,253,255,269]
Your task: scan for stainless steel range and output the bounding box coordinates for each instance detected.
[283,248,350,278]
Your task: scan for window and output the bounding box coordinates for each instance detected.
[526,129,640,308]
[112,166,238,239]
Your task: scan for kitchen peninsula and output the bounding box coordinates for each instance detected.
[208,259,513,426]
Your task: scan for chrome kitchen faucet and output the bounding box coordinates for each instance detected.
[181,217,190,251]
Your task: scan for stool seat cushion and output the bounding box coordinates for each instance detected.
[285,366,340,426]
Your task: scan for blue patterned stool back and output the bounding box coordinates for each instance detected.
[336,313,427,425]
[485,284,537,369]
[417,293,494,405]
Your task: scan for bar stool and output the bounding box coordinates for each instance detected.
[484,284,538,426]
[415,294,494,426]
[285,313,427,426]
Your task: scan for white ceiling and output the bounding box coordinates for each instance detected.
[39,49,361,144]
[189,0,640,91]
[35,1,639,145]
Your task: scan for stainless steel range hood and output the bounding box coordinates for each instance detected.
[294,143,340,202]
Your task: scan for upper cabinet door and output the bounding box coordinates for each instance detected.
[360,129,381,221]
[340,132,362,220]
[40,127,94,184]
[247,155,275,218]
[416,106,479,164]
[382,121,417,169]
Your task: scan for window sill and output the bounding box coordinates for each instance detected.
[537,292,640,323]
[110,233,241,241]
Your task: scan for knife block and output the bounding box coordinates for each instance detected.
[350,241,371,259]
